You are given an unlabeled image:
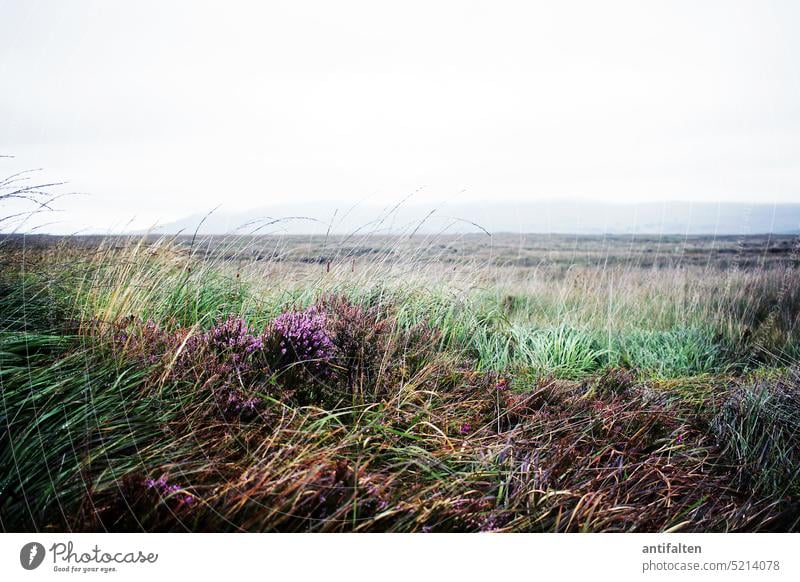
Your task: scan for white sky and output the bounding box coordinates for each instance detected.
[1,0,799,232]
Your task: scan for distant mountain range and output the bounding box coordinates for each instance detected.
[148,200,800,236]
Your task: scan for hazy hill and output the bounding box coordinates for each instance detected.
[149,200,800,236]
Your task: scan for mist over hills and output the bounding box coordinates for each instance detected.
[149,200,800,236]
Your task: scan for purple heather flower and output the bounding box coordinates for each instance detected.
[271,307,336,372]
[460,422,472,435]
[206,317,261,356]
[218,386,262,415]
[145,474,195,506]
[177,316,266,378]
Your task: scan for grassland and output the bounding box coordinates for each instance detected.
[1,232,799,532]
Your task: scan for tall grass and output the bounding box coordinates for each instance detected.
[8,234,799,373]
[712,377,800,498]
[1,234,799,532]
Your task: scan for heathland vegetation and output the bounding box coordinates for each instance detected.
[1,229,799,532]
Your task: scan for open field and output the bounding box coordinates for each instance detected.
[12,232,800,268]
[1,233,799,532]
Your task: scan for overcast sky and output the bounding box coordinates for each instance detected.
[1,0,799,233]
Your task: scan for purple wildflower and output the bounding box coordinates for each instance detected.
[175,316,267,379]
[145,475,195,506]
[460,422,472,435]
[270,307,336,374]
[205,316,264,373]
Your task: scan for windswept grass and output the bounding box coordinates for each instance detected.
[1,234,798,532]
